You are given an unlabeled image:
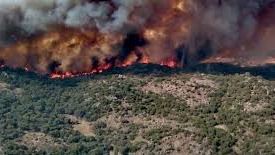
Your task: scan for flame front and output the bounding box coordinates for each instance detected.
[0,0,274,78]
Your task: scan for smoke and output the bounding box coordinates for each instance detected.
[0,0,149,36]
[0,0,274,73]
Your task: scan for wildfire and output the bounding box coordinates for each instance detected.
[50,63,113,79]
[140,55,150,64]
[0,0,275,79]
[49,54,179,79]
[161,58,178,68]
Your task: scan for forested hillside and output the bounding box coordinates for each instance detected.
[0,64,275,155]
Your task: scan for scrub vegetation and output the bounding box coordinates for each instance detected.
[0,64,275,155]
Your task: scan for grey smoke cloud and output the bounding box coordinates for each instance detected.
[0,0,149,35]
[0,0,274,51]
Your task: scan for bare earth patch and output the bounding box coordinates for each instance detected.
[142,76,218,107]
[65,115,96,137]
[98,113,195,132]
[0,82,10,92]
[0,81,23,96]
[0,146,3,155]
[214,124,229,132]
[154,133,211,155]
[13,88,24,96]
[131,134,151,145]
[243,102,269,113]
[265,118,275,125]
[97,113,122,129]
[17,132,64,151]
[129,115,181,129]
[130,115,198,133]
[97,113,204,154]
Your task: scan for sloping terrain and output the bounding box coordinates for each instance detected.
[0,64,275,155]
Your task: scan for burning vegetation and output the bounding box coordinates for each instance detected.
[0,0,275,78]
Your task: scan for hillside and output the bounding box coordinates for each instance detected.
[0,64,275,155]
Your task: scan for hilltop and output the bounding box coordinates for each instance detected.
[0,63,275,155]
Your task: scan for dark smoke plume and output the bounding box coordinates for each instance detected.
[0,0,274,74]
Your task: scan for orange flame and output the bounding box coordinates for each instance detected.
[49,54,181,79]
[50,63,113,79]
[161,58,178,68]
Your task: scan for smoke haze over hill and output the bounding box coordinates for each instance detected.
[0,0,274,74]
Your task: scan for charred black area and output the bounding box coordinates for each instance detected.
[175,40,214,66]
[195,40,213,61]
[48,61,61,72]
[0,59,4,66]
[105,57,117,66]
[175,45,189,66]
[118,32,147,62]
[3,61,275,81]
[91,57,100,68]
[103,63,275,80]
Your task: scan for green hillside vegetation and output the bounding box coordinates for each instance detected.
[0,64,275,155]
